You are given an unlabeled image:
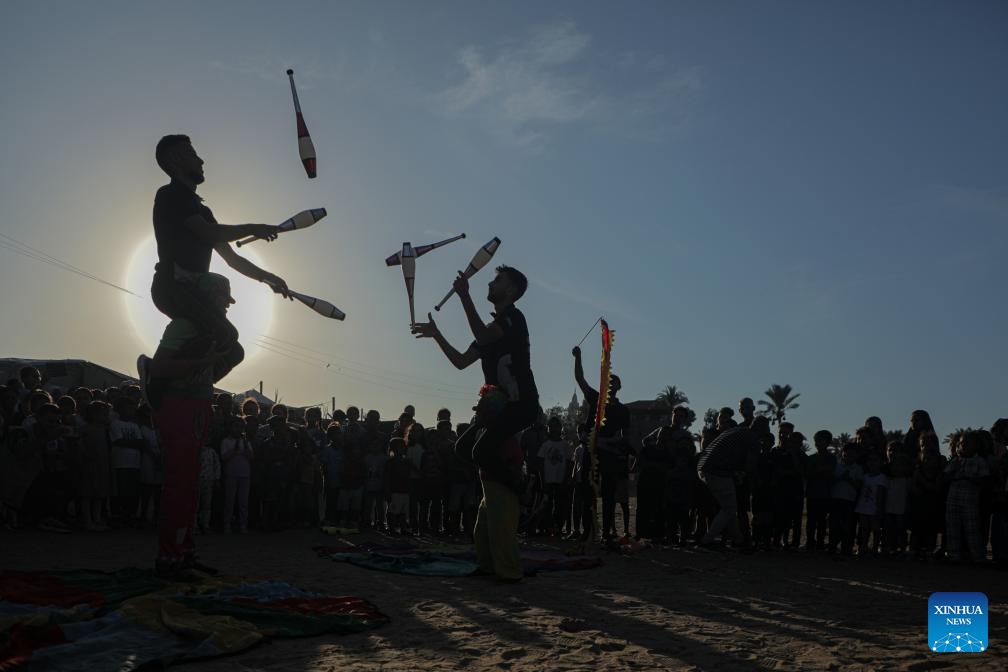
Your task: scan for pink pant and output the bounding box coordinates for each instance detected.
[155,395,212,563]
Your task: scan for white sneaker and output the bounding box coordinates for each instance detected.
[136,354,151,406]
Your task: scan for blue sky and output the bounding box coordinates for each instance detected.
[2,1,1006,439]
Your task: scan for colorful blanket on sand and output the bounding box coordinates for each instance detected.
[0,569,388,671]
[314,542,602,577]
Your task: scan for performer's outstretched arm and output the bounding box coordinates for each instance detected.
[412,312,480,370]
[183,213,280,245]
[214,242,290,297]
[571,346,596,398]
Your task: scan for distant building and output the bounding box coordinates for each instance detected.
[0,358,135,394]
[624,399,672,449]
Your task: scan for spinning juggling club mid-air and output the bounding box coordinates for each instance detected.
[434,236,501,311]
[400,242,417,326]
[384,233,466,266]
[236,208,327,247]
[287,68,316,178]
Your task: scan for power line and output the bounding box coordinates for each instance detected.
[257,333,472,392]
[0,233,142,297]
[254,338,474,399]
[253,340,326,368]
[252,339,473,401]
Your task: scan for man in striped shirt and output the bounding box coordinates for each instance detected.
[697,415,771,549]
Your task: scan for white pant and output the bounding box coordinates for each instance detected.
[701,474,741,544]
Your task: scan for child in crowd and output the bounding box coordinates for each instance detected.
[362,433,388,531]
[428,417,457,534]
[136,404,162,527]
[71,388,93,429]
[220,417,252,533]
[1,427,40,530]
[446,422,477,537]
[196,441,221,533]
[79,401,111,531]
[884,441,912,555]
[320,422,343,524]
[537,417,569,536]
[829,443,863,555]
[750,432,776,550]
[385,437,411,535]
[35,403,76,532]
[419,429,444,534]
[57,396,84,434]
[260,416,294,531]
[109,397,146,526]
[406,424,425,533]
[910,433,945,558]
[944,431,990,563]
[804,430,836,551]
[519,467,544,535]
[292,427,319,527]
[337,442,365,530]
[855,453,888,556]
[773,431,806,549]
[569,425,594,542]
[636,425,668,541]
[663,409,697,546]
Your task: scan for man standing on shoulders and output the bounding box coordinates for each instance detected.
[412,265,538,583]
[147,134,290,381]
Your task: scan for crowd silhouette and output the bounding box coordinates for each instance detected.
[1,364,1005,568]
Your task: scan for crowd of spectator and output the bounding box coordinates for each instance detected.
[0,365,482,539]
[2,365,1005,568]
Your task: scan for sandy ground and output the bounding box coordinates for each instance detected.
[3,517,1005,672]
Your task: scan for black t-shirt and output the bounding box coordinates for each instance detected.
[582,389,630,439]
[476,304,538,404]
[153,180,217,274]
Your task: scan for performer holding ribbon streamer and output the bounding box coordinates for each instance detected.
[573,319,631,543]
[411,262,538,583]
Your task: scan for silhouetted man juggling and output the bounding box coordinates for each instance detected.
[146,134,290,381]
[412,265,538,583]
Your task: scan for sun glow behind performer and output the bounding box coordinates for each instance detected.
[123,237,274,356]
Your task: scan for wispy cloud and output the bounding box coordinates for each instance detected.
[435,22,702,151]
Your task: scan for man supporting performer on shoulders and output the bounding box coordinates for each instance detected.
[145,273,236,579]
[143,134,291,579]
[412,265,539,583]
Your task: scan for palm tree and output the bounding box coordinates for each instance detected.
[656,385,689,411]
[831,432,852,449]
[757,384,800,426]
[884,429,906,445]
